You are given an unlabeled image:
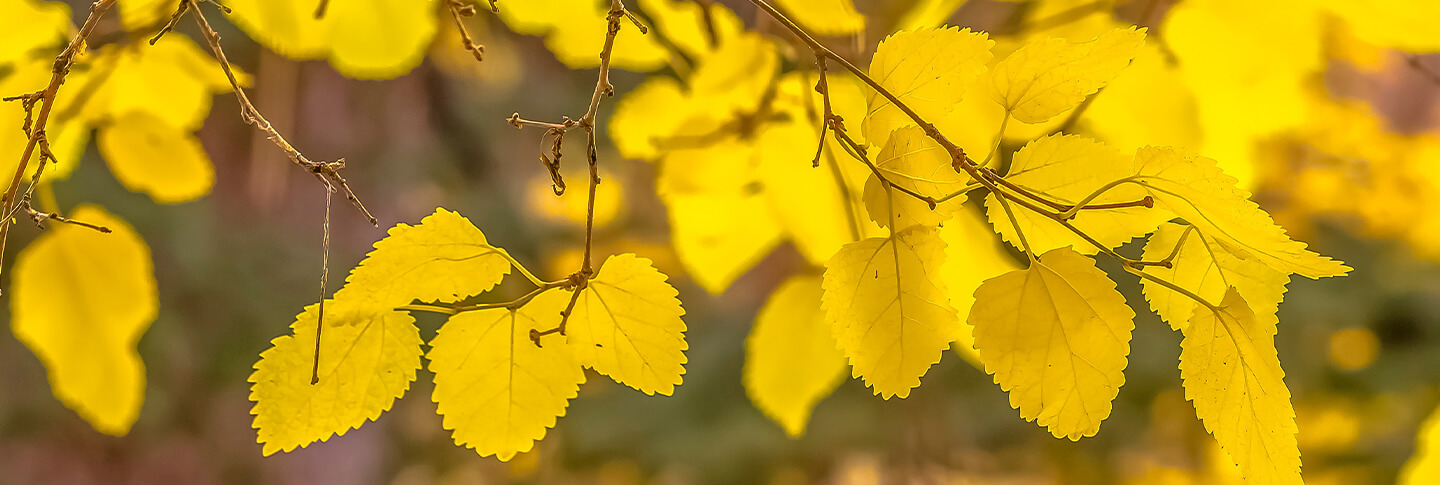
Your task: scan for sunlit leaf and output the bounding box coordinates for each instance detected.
[822,225,958,399]
[429,290,585,461]
[970,247,1134,439]
[1181,288,1301,485]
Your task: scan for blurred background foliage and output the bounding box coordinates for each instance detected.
[3,0,1440,483]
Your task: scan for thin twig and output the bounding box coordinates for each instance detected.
[177,0,379,226]
[0,0,119,290]
[517,0,639,345]
[446,0,486,62]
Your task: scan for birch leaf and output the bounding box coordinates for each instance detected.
[969,247,1134,439]
[822,225,959,399]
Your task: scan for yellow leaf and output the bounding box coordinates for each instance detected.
[991,26,1145,124]
[1400,402,1440,485]
[687,33,779,118]
[98,111,214,204]
[429,290,586,461]
[864,26,993,149]
[769,0,865,36]
[564,253,687,395]
[610,76,689,160]
[939,209,1020,365]
[0,0,72,65]
[249,300,422,455]
[659,139,784,293]
[499,0,742,71]
[969,247,1134,440]
[1180,288,1301,485]
[85,36,238,130]
[12,205,156,436]
[1140,223,1289,331]
[1129,146,1350,279]
[226,0,437,79]
[984,134,1167,254]
[335,208,515,307]
[862,126,971,229]
[743,274,846,437]
[1082,44,1202,154]
[822,225,959,399]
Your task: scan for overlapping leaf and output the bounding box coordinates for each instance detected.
[1180,288,1301,485]
[864,26,993,148]
[249,301,422,455]
[335,207,515,307]
[990,27,1146,124]
[251,208,516,453]
[969,247,1134,439]
[429,290,586,461]
[1141,222,1290,331]
[822,225,959,399]
[862,126,972,229]
[563,253,688,396]
[1129,146,1351,279]
[984,134,1167,254]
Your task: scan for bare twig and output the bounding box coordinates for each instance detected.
[446,0,487,62]
[173,0,379,226]
[0,0,119,289]
[517,0,640,345]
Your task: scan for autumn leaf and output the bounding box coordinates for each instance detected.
[226,0,438,79]
[822,225,958,399]
[984,134,1168,254]
[1128,146,1350,279]
[429,290,586,461]
[249,301,422,455]
[864,26,993,148]
[84,36,239,131]
[98,111,214,204]
[1141,222,1289,331]
[991,26,1146,124]
[335,207,515,307]
[1180,288,1301,485]
[743,274,846,437]
[562,253,688,396]
[969,247,1134,440]
[862,126,972,229]
[11,205,156,436]
[659,139,784,294]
